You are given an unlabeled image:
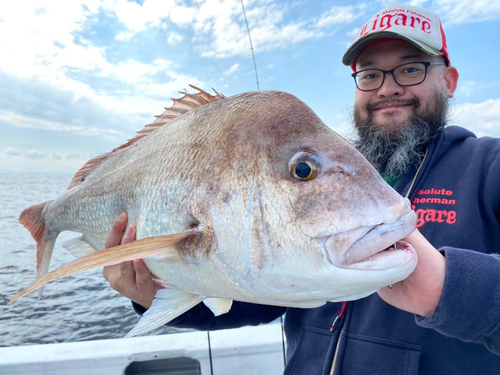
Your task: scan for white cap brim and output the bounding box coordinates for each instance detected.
[342,31,444,66]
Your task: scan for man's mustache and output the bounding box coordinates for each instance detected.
[367,98,420,111]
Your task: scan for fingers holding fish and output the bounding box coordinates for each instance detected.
[102,212,133,287]
[104,212,129,249]
[102,216,159,310]
[133,259,153,288]
[377,229,445,317]
[102,217,136,294]
[132,259,162,310]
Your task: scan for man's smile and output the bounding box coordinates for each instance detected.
[374,103,412,112]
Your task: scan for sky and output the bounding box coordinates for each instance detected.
[1,0,499,173]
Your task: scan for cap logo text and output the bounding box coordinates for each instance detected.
[359,9,432,38]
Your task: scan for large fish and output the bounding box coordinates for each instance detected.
[10,86,417,337]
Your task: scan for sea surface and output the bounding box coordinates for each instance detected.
[0,172,187,347]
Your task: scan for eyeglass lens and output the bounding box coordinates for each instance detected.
[354,62,428,91]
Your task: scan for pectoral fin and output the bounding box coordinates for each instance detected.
[9,230,196,304]
[62,236,97,258]
[126,287,203,337]
[203,297,233,316]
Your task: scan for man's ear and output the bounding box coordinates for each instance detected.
[444,66,459,98]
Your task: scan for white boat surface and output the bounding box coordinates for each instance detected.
[0,323,286,375]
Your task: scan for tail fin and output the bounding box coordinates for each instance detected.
[19,201,58,297]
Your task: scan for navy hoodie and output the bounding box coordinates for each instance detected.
[134,126,500,375]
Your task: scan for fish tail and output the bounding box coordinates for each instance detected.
[19,201,58,297]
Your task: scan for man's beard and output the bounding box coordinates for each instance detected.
[352,90,448,179]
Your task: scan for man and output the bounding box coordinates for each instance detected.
[103,3,500,374]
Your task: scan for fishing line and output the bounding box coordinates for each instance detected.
[201,3,275,372]
[240,0,260,91]
[280,315,286,367]
[242,4,287,370]
[207,331,214,375]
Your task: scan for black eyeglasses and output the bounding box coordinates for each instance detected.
[352,61,447,91]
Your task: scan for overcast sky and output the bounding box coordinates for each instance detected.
[1,0,499,173]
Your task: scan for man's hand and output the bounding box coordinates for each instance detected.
[377,229,446,317]
[102,212,160,309]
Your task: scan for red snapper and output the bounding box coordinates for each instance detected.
[10,86,417,337]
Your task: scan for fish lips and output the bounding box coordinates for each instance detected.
[321,210,417,270]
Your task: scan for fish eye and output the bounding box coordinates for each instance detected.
[289,151,321,181]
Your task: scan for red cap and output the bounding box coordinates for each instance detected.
[343,2,449,71]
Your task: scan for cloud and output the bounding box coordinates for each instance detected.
[169,4,196,25]
[97,59,173,84]
[458,80,500,98]
[369,0,500,26]
[115,31,135,41]
[167,32,184,45]
[0,0,362,95]
[459,80,477,98]
[0,1,207,143]
[452,98,500,137]
[66,154,84,160]
[4,147,22,157]
[26,150,47,160]
[225,63,240,75]
[432,0,500,25]
[346,27,360,37]
[314,5,364,29]
[409,0,430,7]
[0,1,112,81]
[0,110,125,142]
[113,0,196,39]
[190,1,365,58]
[3,147,86,161]
[114,0,173,38]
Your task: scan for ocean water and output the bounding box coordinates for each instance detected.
[0,172,184,347]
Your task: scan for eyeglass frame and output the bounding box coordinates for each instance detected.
[351,61,447,92]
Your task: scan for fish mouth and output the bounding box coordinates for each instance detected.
[315,210,417,270]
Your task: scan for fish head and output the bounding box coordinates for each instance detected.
[210,91,417,303]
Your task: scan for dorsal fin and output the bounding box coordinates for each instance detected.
[68,85,226,189]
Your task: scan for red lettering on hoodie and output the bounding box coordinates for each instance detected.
[411,188,458,228]
[412,207,458,228]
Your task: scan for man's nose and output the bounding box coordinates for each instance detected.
[377,73,404,97]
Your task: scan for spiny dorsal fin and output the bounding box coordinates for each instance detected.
[68,85,226,189]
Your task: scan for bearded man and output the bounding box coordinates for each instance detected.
[103,3,500,374]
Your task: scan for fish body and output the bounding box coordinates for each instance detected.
[13,87,417,336]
